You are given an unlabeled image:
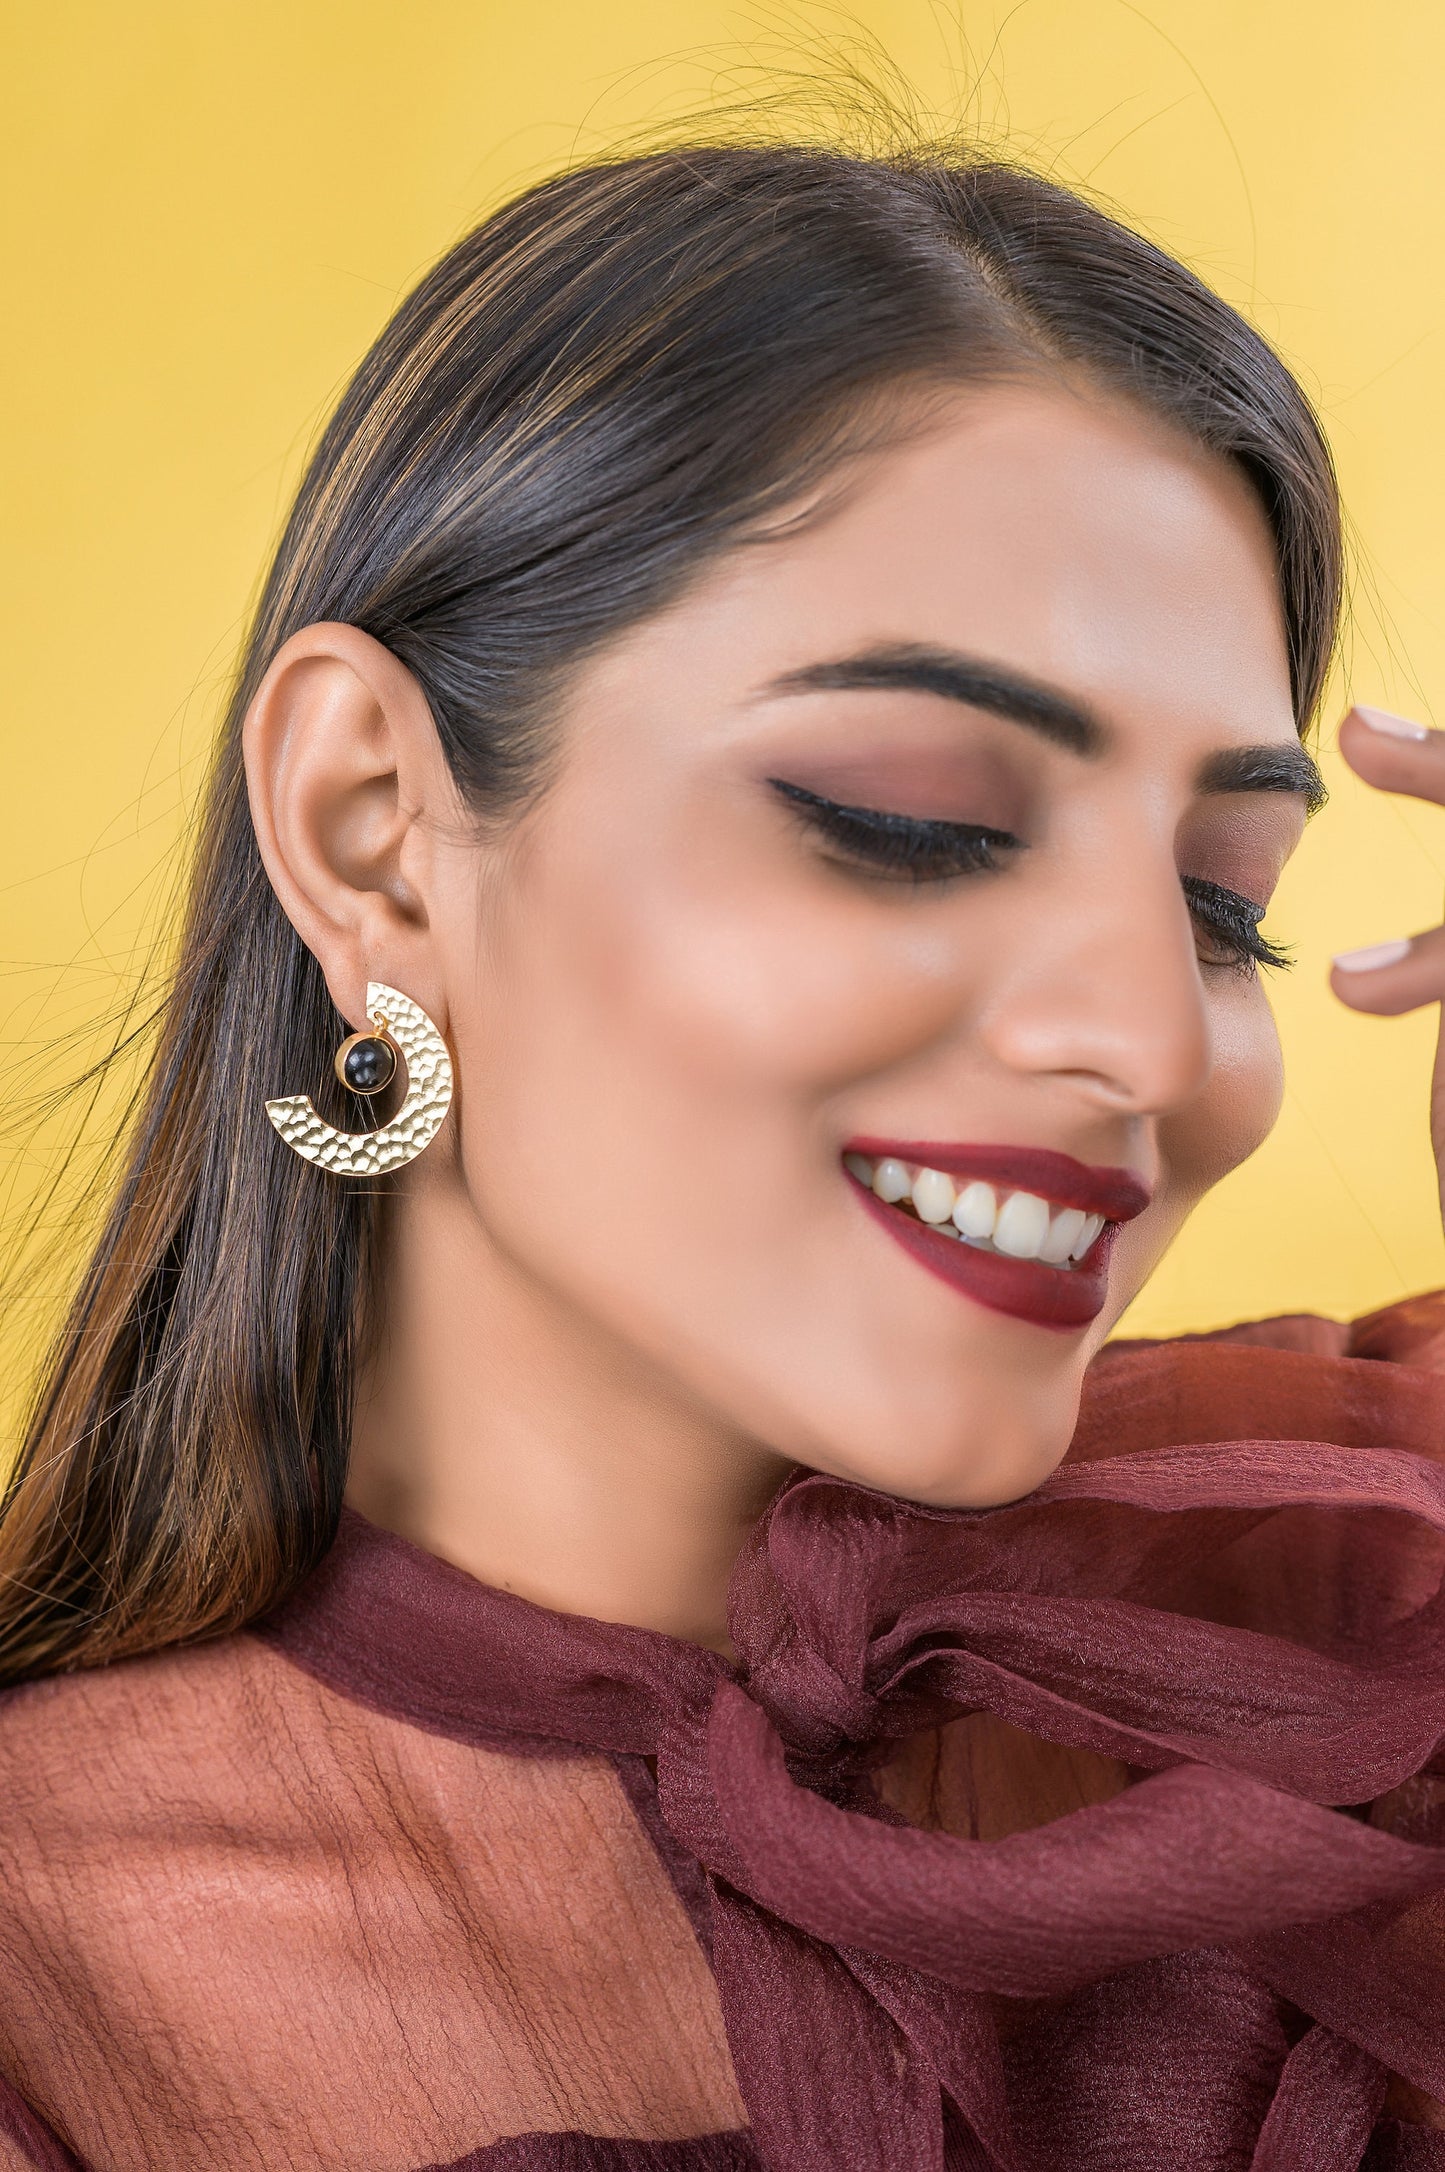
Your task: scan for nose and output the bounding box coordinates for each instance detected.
[973,860,1214,1118]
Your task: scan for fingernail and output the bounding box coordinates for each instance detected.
[1332,938,1413,971]
[1354,705,1430,742]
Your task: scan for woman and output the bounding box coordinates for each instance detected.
[0,140,1442,2170]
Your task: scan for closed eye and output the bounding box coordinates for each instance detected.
[766,777,1018,882]
[1181,876,1293,975]
[767,778,1292,975]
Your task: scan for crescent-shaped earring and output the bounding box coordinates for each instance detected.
[265,982,454,1175]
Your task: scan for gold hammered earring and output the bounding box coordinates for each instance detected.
[265,982,454,1175]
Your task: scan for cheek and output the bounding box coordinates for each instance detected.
[1174,983,1286,1189]
[506,834,963,1117]
[1120,982,1285,1294]
[448,829,972,1401]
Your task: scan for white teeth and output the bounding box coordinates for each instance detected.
[951,1181,997,1240]
[992,1189,1052,1259]
[871,1157,912,1204]
[1039,1206,1086,1264]
[848,1154,1112,1270]
[1071,1213,1104,1260]
[910,1167,956,1224]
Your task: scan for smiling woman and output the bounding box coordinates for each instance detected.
[0,141,1443,2172]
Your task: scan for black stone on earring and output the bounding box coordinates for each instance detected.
[334,1030,398,1096]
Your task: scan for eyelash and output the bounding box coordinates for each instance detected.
[767,778,1292,977]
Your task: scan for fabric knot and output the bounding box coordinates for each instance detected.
[261,1324,1445,2170]
[644,1447,1445,2169]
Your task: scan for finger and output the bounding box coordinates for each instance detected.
[1337,704,1445,808]
[1331,922,1445,1016]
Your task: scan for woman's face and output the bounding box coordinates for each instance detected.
[441,384,1313,1506]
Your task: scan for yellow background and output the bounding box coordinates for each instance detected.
[5,0,1445,1434]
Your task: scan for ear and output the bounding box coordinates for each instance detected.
[241,623,460,1031]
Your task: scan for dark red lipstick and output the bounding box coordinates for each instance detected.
[843,1139,1152,1332]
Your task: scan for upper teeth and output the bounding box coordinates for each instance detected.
[843,1153,1104,1267]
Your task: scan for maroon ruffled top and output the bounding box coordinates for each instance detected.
[1,1298,1444,2170]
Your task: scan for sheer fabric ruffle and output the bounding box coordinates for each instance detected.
[1,1297,1443,2168]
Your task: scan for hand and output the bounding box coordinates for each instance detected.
[1330,704,1445,1218]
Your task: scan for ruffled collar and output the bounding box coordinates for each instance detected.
[258,1327,1445,2168]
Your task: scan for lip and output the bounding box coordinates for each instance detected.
[842,1139,1153,1333]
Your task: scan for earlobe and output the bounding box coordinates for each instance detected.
[242,622,450,1026]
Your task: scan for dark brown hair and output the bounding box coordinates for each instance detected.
[0,143,1343,1683]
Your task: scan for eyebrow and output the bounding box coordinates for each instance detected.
[762,643,1103,756]
[1195,742,1327,814]
[759,642,1327,811]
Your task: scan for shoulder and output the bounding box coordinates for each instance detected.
[0,1625,325,1847]
[0,1628,742,2166]
[1099,1287,1445,1372]
[0,1631,334,2054]
[0,1632,313,2163]
[1076,1288,1445,1463]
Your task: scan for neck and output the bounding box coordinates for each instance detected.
[344,1176,791,1652]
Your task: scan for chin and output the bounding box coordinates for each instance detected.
[800,1376,1086,1512]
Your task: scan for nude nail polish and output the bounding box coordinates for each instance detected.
[1354,706,1430,742]
[1332,938,1413,971]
